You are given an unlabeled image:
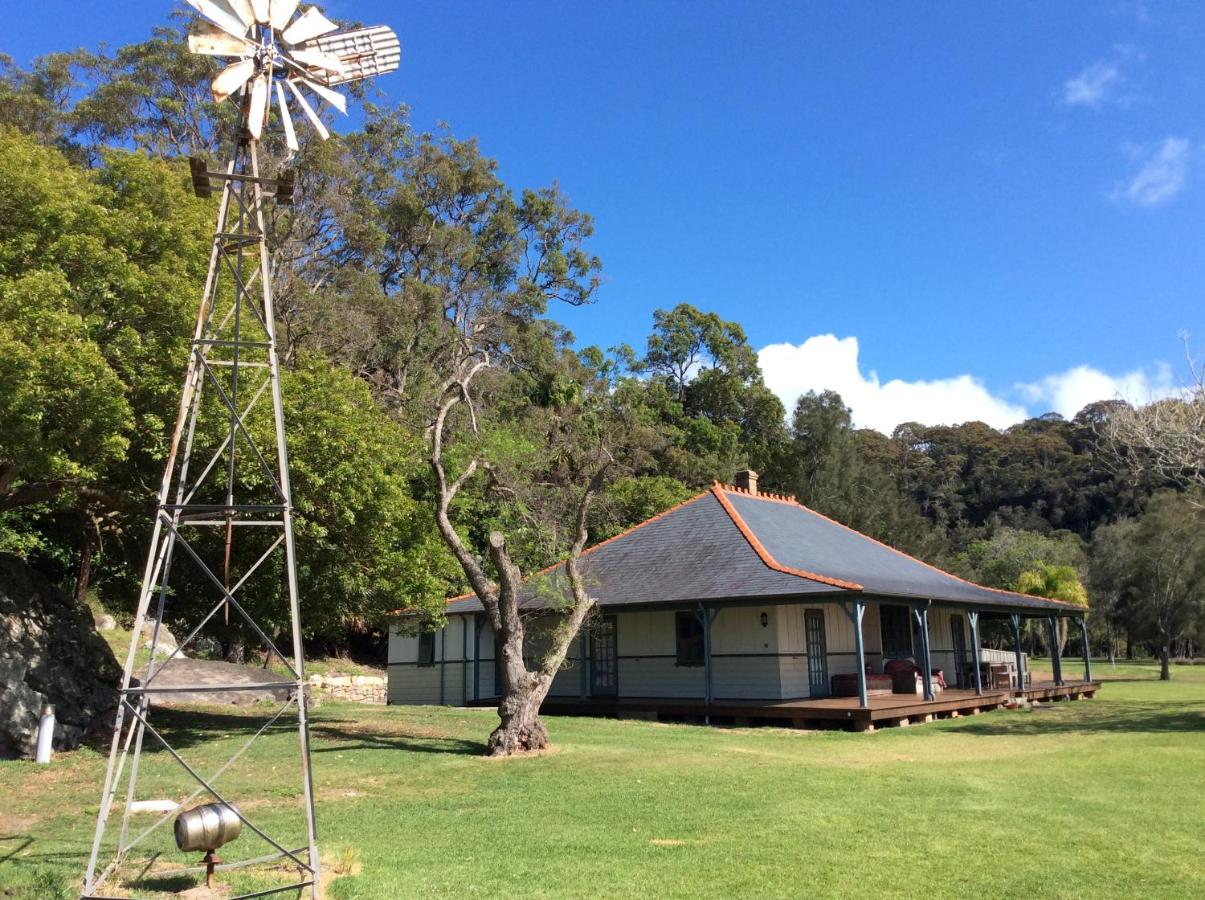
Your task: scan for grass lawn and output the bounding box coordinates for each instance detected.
[1,665,1202,899]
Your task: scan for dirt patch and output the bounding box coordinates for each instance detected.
[649,838,689,847]
[0,813,39,833]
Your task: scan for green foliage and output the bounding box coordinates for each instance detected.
[0,270,131,490]
[1015,563,1089,607]
[276,356,457,633]
[958,527,1085,589]
[780,390,942,556]
[591,476,695,541]
[0,128,210,521]
[1123,491,1205,667]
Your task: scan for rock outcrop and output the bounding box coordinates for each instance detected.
[0,554,120,758]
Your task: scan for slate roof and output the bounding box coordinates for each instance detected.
[444,484,1085,616]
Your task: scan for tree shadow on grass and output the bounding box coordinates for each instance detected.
[0,835,33,865]
[956,703,1205,737]
[308,722,485,756]
[86,706,488,757]
[80,705,307,755]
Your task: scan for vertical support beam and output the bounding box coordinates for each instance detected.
[853,601,868,710]
[472,615,481,702]
[699,603,716,709]
[1079,616,1093,684]
[968,611,983,696]
[438,624,446,706]
[579,627,588,700]
[1047,616,1064,687]
[913,604,934,702]
[1010,613,1025,695]
[462,614,469,706]
[840,601,869,709]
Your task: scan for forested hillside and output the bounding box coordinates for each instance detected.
[1,20,1201,672]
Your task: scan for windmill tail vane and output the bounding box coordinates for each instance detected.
[186,0,400,150]
[81,3,397,898]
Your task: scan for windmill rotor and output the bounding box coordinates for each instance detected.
[186,0,401,150]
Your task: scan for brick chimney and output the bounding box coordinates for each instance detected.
[734,469,759,495]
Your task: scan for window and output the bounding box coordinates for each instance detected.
[675,611,705,667]
[417,630,436,667]
[880,605,913,658]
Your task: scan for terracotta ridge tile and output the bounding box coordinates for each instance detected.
[718,484,1084,612]
[709,483,862,591]
[440,488,717,606]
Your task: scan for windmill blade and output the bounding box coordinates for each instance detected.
[247,73,270,139]
[281,7,339,45]
[289,48,348,76]
[211,58,256,103]
[275,81,299,152]
[250,0,270,23]
[298,77,347,114]
[188,21,253,57]
[311,26,401,86]
[185,0,250,40]
[285,78,330,140]
[268,0,300,30]
[218,0,256,28]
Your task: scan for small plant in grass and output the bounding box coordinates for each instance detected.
[330,845,362,876]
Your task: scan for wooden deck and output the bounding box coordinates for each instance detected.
[1019,679,1099,703]
[530,680,1101,732]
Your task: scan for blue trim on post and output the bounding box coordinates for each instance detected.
[968,611,983,696]
[697,603,717,709]
[913,604,934,702]
[472,615,482,702]
[439,625,446,705]
[840,601,870,709]
[1080,617,1093,684]
[853,601,868,709]
[1010,613,1025,694]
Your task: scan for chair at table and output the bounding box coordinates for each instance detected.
[988,663,1011,690]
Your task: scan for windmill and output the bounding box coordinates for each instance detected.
[82,4,398,898]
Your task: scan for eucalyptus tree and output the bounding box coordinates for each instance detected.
[1104,352,1205,508]
[306,124,612,754]
[1125,491,1205,679]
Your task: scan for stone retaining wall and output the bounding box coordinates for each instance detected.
[308,673,386,705]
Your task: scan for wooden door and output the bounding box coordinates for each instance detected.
[590,615,618,696]
[805,609,829,696]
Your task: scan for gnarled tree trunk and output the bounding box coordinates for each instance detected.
[428,362,609,757]
[490,678,551,755]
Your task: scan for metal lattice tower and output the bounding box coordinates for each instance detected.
[82,4,399,897]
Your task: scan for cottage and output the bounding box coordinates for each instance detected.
[388,472,1098,730]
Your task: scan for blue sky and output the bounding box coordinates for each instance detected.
[8,1,1204,430]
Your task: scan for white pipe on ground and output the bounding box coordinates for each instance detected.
[35,704,55,764]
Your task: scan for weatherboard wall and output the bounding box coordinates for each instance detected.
[388,602,978,705]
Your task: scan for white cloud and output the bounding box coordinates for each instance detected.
[1017,362,1178,417]
[758,335,1027,433]
[758,334,1181,434]
[1063,62,1123,107]
[1113,137,1191,206]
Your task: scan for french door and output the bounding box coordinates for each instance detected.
[590,615,619,696]
[805,609,829,696]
